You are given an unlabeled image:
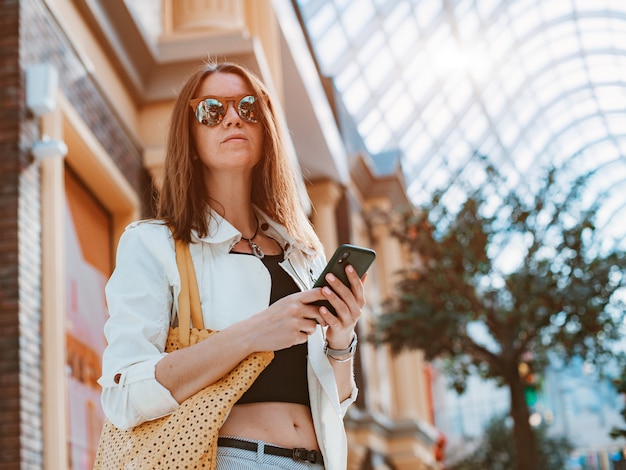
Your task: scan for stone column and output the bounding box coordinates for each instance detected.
[307,179,343,258]
[164,0,244,33]
[367,201,429,421]
[40,108,69,470]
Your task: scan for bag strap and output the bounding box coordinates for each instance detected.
[174,238,204,347]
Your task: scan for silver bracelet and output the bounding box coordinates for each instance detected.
[327,354,354,363]
[324,333,357,361]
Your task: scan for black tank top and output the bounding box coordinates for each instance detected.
[235,252,310,407]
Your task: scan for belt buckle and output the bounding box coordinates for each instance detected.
[293,447,317,463]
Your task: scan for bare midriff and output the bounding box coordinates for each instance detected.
[219,402,319,450]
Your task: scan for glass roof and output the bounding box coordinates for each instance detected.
[296,0,626,250]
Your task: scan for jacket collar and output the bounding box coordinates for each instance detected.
[191,206,315,258]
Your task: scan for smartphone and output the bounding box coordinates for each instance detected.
[311,244,376,315]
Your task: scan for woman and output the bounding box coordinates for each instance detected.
[98,60,364,469]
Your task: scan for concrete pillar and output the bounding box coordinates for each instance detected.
[367,201,432,422]
[40,108,69,470]
[164,0,244,33]
[307,179,343,258]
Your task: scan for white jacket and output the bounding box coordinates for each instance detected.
[98,208,356,470]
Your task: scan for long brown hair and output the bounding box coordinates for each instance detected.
[158,59,322,253]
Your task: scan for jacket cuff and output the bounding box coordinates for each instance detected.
[339,381,358,418]
[99,354,179,429]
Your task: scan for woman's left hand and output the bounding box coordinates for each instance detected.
[318,265,366,350]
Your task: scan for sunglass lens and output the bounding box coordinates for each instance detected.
[196,98,225,126]
[238,95,258,123]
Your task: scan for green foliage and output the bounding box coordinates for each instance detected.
[371,160,626,468]
[374,162,626,387]
[447,415,574,470]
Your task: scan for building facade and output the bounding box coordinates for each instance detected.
[1,0,441,468]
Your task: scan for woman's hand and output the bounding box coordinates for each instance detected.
[237,264,366,355]
[242,289,329,352]
[157,288,328,404]
[317,265,366,350]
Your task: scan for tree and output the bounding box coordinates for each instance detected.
[373,162,626,470]
[447,414,573,470]
[610,361,626,440]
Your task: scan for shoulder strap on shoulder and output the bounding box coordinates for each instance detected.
[174,238,204,346]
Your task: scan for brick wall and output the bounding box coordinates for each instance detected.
[20,1,147,191]
[0,0,149,466]
[0,0,23,466]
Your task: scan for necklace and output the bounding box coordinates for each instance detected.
[241,218,264,259]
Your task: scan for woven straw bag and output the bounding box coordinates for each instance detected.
[94,237,273,469]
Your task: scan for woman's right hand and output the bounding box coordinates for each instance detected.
[241,289,328,353]
[156,289,327,403]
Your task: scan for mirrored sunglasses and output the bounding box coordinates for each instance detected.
[189,94,259,126]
